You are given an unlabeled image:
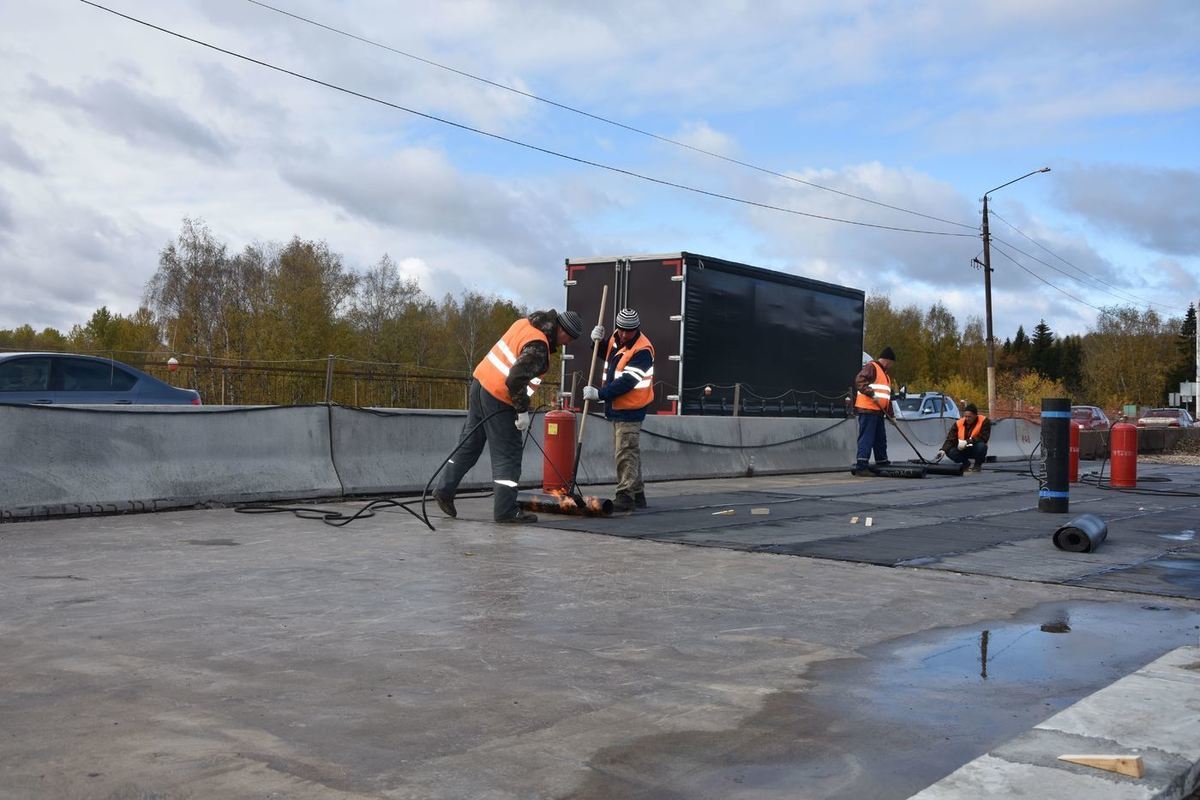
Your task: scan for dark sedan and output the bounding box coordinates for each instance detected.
[0,352,200,405]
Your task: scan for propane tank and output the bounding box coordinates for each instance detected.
[542,407,577,493]
[1069,421,1081,483]
[1110,422,1138,488]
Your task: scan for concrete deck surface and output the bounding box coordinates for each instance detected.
[2,464,1198,799]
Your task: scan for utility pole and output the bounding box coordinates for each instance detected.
[1195,299,1198,421]
[981,195,996,418]
[979,167,1051,417]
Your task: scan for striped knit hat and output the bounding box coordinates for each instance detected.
[557,310,583,339]
[615,308,640,329]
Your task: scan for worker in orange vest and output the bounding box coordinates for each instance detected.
[852,347,896,476]
[936,403,991,472]
[583,308,655,512]
[434,309,584,523]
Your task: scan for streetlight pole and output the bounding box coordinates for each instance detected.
[981,167,1051,417]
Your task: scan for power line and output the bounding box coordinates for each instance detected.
[990,240,1104,313]
[992,233,1171,310]
[989,209,1185,312]
[78,1,976,238]
[243,0,978,233]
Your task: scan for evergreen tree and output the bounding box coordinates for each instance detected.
[1030,319,1056,378]
[1164,303,1197,398]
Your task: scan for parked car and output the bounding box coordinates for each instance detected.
[1071,405,1110,431]
[0,352,200,405]
[892,391,961,421]
[1136,407,1195,428]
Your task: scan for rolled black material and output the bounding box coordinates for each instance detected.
[909,460,965,476]
[1039,397,1071,513]
[874,464,926,479]
[1053,513,1108,552]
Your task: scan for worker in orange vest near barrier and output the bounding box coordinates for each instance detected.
[936,403,991,472]
[434,309,584,523]
[583,308,655,513]
[852,347,896,476]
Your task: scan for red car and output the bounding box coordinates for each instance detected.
[1071,405,1111,431]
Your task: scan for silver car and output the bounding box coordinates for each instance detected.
[1136,407,1194,428]
[0,352,200,405]
[892,391,961,421]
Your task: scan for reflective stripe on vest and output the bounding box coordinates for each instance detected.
[609,333,656,411]
[853,361,892,413]
[472,318,549,405]
[956,415,986,440]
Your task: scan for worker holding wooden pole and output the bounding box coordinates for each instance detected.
[583,306,656,512]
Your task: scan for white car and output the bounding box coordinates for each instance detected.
[892,391,961,421]
[1136,408,1195,428]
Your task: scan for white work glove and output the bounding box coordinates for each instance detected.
[590,324,605,343]
[957,439,969,450]
[515,411,531,432]
[934,450,945,462]
[582,386,599,402]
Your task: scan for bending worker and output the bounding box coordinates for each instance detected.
[434,308,584,523]
[936,403,991,472]
[583,308,654,512]
[852,347,896,476]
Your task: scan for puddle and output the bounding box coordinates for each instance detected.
[183,538,240,546]
[568,601,1200,800]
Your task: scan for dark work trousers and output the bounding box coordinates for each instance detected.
[855,412,889,468]
[946,443,988,469]
[436,379,524,521]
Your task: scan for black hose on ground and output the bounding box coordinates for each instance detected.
[236,405,581,532]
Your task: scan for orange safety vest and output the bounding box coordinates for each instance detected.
[854,361,892,413]
[956,415,986,440]
[602,333,655,410]
[473,319,548,405]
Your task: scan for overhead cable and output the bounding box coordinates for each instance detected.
[990,210,1185,312]
[243,0,978,232]
[79,1,976,237]
[990,240,1105,312]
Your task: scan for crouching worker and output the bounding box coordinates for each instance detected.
[937,403,991,473]
[434,309,584,522]
[583,308,654,512]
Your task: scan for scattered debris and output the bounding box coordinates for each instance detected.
[865,517,874,527]
[1057,754,1144,778]
[711,509,736,516]
[750,508,770,515]
[850,516,859,524]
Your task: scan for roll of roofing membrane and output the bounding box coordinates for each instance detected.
[1053,514,1108,552]
[873,464,926,479]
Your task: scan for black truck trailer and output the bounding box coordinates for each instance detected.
[561,252,864,417]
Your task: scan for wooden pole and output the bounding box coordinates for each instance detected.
[570,285,608,495]
[733,383,741,417]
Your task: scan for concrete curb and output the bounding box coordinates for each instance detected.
[909,646,1200,799]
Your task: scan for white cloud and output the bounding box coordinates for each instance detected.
[0,0,1194,344]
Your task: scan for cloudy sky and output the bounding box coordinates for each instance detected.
[2,0,1198,340]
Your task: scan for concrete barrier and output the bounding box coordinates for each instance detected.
[0,403,1099,521]
[330,406,509,495]
[332,408,859,495]
[0,404,342,520]
[889,417,1040,463]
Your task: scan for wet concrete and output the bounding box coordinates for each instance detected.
[567,601,1200,800]
[2,472,1200,799]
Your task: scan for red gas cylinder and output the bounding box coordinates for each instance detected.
[542,408,577,493]
[1069,422,1081,483]
[1109,422,1138,488]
